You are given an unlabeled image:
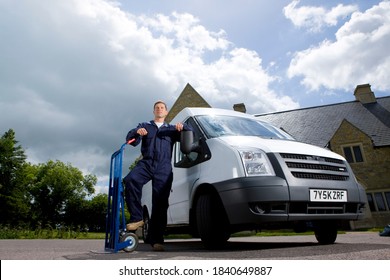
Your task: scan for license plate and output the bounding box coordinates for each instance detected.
[310,189,347,202]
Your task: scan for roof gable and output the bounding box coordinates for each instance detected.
[166,83,211,123]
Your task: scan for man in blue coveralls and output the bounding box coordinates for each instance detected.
[123,100,191,251]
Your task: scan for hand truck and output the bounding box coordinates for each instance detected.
[104,139,138,253]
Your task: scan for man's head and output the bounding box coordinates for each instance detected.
[153,100,168,120]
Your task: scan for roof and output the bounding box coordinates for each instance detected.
[255,96,390,147]
[166,83,211,123]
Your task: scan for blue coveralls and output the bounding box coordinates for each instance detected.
[123,120,191,245]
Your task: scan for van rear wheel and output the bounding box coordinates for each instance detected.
[142,207,150,244]
[196,193,230,249]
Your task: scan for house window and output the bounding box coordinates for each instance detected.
[342,144,364,163]
[366,193,376,212]
[375,193,386,211]
[367,192,390,212]
[385,192,390,210]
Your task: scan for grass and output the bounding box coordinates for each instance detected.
[0,226,105,239]
[0,226,382,240]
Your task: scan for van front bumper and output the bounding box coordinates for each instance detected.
[213,177,365,226]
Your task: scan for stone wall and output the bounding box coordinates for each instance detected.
[330,119,390,227]
[331,120,390,190]
[166,83,211,123]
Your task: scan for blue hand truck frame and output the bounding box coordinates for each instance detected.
[104,139,139,253]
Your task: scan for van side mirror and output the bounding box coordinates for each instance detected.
[180,130,200,154]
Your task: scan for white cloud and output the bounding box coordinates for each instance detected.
[192,48,297,113]
[284,0,358,33]
[287,1,390,91]
[140,12,230,53]
[0,0,299,191]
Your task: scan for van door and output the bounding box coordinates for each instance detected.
[168,117,206,224]
[168,142,201,224]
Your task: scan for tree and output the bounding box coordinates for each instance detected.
[86,193,109,232]
[29,160,97,227]
[0,129,29,225]
[0,129,103,230]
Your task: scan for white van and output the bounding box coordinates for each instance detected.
[141,107,367,248]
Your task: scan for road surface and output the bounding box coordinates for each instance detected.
[1,231,389,260]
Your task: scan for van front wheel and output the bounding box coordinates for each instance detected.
[314,221,338,245]
[196,193,230,249]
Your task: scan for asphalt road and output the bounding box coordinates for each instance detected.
[1,231,389,260]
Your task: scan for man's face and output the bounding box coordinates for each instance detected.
[154,103,167,118]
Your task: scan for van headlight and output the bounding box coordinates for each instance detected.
[238,148,275,176]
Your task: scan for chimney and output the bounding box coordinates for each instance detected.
[233,103,246,113]
[354,84,376,104]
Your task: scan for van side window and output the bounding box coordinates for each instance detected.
[174,117,206,168]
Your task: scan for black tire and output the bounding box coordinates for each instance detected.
[142,207,150,244]
[314,221,338,245]
[196,193,230,249]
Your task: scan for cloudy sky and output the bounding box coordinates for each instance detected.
[1,0,389,193]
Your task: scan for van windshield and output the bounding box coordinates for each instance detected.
[196,115,294,140]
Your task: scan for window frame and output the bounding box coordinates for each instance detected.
[173,117,210,168]
[341,143,365,163]
[366,191,390,212]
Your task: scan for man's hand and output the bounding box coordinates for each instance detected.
[137,128,148,136]
[175,122,184,131]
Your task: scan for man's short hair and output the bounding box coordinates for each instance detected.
[154,100,168,110]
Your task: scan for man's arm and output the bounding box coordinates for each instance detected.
[171,122,193,143]
[175,122,192,132]
[126,123,145,146]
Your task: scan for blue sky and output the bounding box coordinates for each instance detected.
[1,0,389,193]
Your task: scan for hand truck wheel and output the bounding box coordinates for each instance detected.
[120,232,139,252]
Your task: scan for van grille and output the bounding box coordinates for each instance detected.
[249,202,363,215]
[289,202,360,214]
[280,153,349,181]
